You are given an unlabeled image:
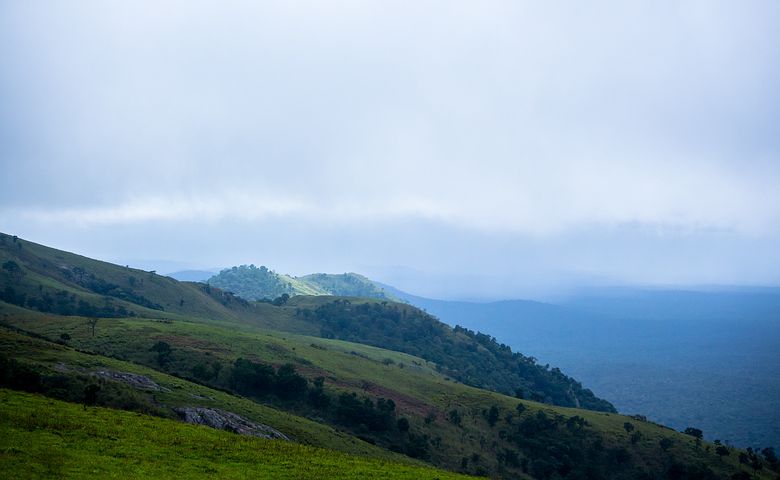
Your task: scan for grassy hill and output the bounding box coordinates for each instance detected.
[206,264,395,301]
[0,232,606,412]
[1,232,778,479]
[0,389,474,479]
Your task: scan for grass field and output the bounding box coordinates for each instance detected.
[0,389,475,479]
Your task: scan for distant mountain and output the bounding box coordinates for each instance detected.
[207,265,396,301]
[166,269,218,282]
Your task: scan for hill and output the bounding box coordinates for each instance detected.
[1,232,778,479]
[0,233,611,412]
[206,264,395,301]
[0,389,473,479]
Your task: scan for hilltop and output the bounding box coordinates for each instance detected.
[206,264,395,301]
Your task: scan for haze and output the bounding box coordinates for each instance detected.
[2,1,779,299]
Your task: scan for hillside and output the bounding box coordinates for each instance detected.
[0,389,473,479]
[0,234,611,412]
[403,289,780,450]
[206,264,394,301]
[1,233,778,479]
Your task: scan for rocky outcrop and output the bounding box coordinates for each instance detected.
[92,370,169,392]
[174,407,289,440]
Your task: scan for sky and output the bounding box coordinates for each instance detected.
[1,1,779,300]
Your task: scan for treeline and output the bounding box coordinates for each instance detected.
[298,300,615,412]
[1,260,158,317]
[207,265,294,301]
[447,401,735,480]
[61,266,163,310]
[0,354,164,416]
[1,285,134,318]
[224,356,427,458]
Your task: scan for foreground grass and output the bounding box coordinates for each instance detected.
[0,389,474,479]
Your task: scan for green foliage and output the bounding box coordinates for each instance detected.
[230,357,275,396]
[207,266,395,301]
[336,393,396,433]
[0,389,472,479]
[150,341,172,366]
[485,405,500,427]
[208,265,324,300]
[274,363,308,400]
[303,299,615,412]
[301,272,394,299]
[684,427,704,439]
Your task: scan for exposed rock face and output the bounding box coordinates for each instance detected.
[174,407,289,441]
[92,370,169,392]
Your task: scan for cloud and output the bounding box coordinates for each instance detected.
[1,0,779,292]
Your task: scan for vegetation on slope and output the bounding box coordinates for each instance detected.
[5,304,776,479]
[206,264,394,301]
[0,389,474,479]
[0,232,609,413]
[0,326,422,460]
[296,298,615,412]
[2,233,778,478]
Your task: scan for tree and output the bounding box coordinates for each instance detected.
[683,427,703,439]
[150,341,172,366]
[715,445,730,460]
[623,422,635,434]
[274,363,307,400]
[761,447,778,469]
[397,417,410,433]
[212,361,223,380]
[1,260,22,278]
[272,293,290,306]
[424,412,436,425]
[308,376,330,408]
[659,438,674,452]
[192,362,212,380]
[83,384,100,409]
[86,318,98,338]
[486,405,500,427]
[230,358,275,396]
[448,409,462,426]
[59,333,71,343]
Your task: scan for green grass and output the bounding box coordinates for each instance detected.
[0,327,415,462]
[3,309,773,479]
[0,389,475,479]
[2,232,777,479]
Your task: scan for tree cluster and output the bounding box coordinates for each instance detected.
[299,300,615,412]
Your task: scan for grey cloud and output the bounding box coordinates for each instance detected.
[1,1,778,295]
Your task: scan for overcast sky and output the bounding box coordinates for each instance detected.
[1,1,779,299]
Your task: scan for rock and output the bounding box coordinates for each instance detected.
[174,407,289,441]
[92,370,170,392]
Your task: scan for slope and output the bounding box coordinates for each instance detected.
[3,302,777,479]
[2,233,778,478]
[0,389,474,479]
[0,232,611,412]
